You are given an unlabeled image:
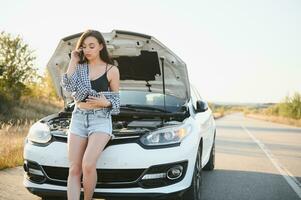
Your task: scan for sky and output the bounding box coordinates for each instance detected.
[1,0,300,103]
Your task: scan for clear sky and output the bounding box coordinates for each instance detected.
[1,0,300,103]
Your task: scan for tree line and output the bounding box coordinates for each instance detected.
[0,31,58,116]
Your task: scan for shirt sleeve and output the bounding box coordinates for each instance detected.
[101,91,120,115]
[61,70,78,93]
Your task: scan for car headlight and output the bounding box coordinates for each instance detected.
[27,122,51,144]
[140,124,192,146]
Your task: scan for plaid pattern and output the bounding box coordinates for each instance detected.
[61,63,120,115]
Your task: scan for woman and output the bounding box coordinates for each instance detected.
[61,29,120,200]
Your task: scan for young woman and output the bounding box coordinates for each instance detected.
[61,29,120,200]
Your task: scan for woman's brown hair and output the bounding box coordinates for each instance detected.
[75,29,113,65]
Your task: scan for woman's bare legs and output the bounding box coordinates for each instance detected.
[82,133,111,200]
[67,133,88,200]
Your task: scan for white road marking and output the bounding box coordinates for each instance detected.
[241,124,301,199]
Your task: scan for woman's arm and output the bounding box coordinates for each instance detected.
[104,66,120,114]
[105,65,120,106]
[61,69,78,92]
[108,65,120,92]
[104,66,120,115]
[60,50,81,92]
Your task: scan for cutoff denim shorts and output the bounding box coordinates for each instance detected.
[68,107,115,139]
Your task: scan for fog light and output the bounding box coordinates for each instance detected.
[167,165,183,180]
[28,168,44,176]
[142,172,166,180]
[24,160,46,183]
[23,161,28,172]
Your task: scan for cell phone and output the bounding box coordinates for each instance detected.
[78,49,85,64]
[81,95,88,102]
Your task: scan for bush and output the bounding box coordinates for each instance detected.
[0,31,38,113]
[267,93,301,120]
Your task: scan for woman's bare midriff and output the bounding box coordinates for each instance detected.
[76,102,106,110]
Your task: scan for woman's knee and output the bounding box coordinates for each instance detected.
[69,163,82,177]
[82,161,96,175]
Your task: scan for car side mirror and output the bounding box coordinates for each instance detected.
[196,100,208,113]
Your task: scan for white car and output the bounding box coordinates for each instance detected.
[23,30,216,200]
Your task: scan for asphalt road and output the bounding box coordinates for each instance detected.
[0,113,300,200]
[202,113,301,200]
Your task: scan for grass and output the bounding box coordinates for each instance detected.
[0,97,62,170]
[0,121,31,169]
[243,100,301,127]
[1,97,63,124]
[0,123,31,169]
[246,113,301,127]
[213,112,224,119]
[210,104,247,119]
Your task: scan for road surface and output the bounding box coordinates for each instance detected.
[202,113,301,200]
[0,113,300,199]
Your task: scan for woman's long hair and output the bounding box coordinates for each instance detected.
[75,29,113,65]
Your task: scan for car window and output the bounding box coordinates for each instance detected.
[120,90,186,112]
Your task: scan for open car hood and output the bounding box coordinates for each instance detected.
[47,30,190,105]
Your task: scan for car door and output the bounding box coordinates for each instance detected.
[191,86,213,162]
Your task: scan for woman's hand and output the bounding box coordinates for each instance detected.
[85,95,111,108]
[66,49,82,77]
[70,49,82,64]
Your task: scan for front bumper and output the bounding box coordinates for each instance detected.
[23,131,199,197]
[25,185,188,199]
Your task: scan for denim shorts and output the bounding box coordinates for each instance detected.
[68,107,115,139]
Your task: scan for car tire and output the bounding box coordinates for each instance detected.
[203,132,215,171]
[178,145,202,200]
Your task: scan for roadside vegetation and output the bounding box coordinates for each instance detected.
[0,31,62,169]
[0,121,32,169]
[209,93,301,127]
[244,93,301,127]
[209,103,246,119]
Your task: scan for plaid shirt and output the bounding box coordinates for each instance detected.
[61,63,120,115]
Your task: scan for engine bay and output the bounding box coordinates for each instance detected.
[47,113,183,138]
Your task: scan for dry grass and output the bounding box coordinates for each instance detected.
[0,121,32,170]
[12,97,63,123]
[0,97,63,170]
[246,113,301,127]
[213,112,224,119]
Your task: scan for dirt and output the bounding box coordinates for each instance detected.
[0,166,40,200]
[0,166,107,200]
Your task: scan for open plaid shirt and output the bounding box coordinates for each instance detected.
[61,63,120,115]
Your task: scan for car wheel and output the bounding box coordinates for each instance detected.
[203,137,215,171]
[179,146,202,200]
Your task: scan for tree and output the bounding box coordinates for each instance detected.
[28,69,60,101]
[0,31,38,112]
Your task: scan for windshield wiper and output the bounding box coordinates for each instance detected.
[121,104,170,113]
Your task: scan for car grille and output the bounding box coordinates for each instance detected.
[42,166,146,188]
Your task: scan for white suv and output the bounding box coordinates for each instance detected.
[23,30,216,200]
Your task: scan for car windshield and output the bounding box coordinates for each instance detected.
[120,90,186,113]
